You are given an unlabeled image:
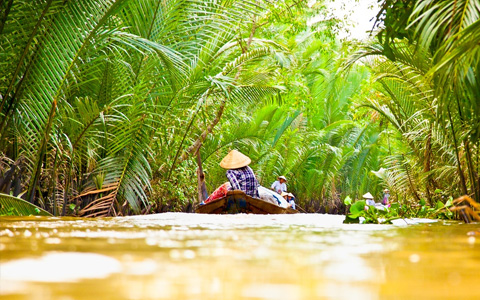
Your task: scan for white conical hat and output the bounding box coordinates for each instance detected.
[362,192,374,199]
[220,150,251,169]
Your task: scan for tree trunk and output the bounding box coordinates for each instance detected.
[196,149,208,203]
[464,140,477,201]
[447,108,468,195]
[423,123,433,206]
[402,154,421,202]
[177,99,226,166]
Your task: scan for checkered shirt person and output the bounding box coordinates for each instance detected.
[226,166,260,198]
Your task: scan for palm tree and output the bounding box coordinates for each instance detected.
[346,37,478,205]
[371,0,480,202]
[0,0,290,216]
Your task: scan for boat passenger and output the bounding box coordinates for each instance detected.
[220,150,260,198]
[282,192,296,209]
[363,192,375,206]
[204,150,259,203]
[271,176,287,194]
[204,182,230,204]
[382,189,390,205]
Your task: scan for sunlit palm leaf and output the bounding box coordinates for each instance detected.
[0,193,52,216]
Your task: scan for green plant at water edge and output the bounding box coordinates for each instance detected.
[343,199,400,224]
[0,193,52,216]
[343,194,454,224]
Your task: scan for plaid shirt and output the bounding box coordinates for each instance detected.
[226,166,259,198]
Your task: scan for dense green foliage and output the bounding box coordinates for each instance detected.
[202,16,386,213]
[1,0,479,217]
[352,0,480,209]
[1,0,289,216]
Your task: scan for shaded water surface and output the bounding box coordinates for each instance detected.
[0,213,479,299]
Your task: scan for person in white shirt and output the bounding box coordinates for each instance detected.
[271,176,287,194]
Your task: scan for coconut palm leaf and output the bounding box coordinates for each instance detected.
[2,0,132,202]
[0,193,52,216]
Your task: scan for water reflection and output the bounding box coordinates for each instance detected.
[0,213,479,299]
[2,252,122,282]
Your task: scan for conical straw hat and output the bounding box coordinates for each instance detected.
[362,192,374,199]
[220,150,251,169]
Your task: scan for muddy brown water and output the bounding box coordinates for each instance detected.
[0,213,479,299]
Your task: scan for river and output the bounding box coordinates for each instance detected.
[0,213,479,299]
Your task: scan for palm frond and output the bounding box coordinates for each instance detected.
[0,193,52,216]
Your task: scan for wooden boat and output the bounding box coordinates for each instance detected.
[195,190,298,214]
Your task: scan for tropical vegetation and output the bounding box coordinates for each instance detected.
[1,0,479,219]
[349,0,480,211]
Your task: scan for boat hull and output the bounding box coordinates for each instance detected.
[195,190,297,214]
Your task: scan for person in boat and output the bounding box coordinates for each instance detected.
[204,182,231,204]
[271,176,287,194]
[204,150,259,203]
[221,149,260,198]
[382,189,390,205]
[363,192,375,206]
[281,192,296,209]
